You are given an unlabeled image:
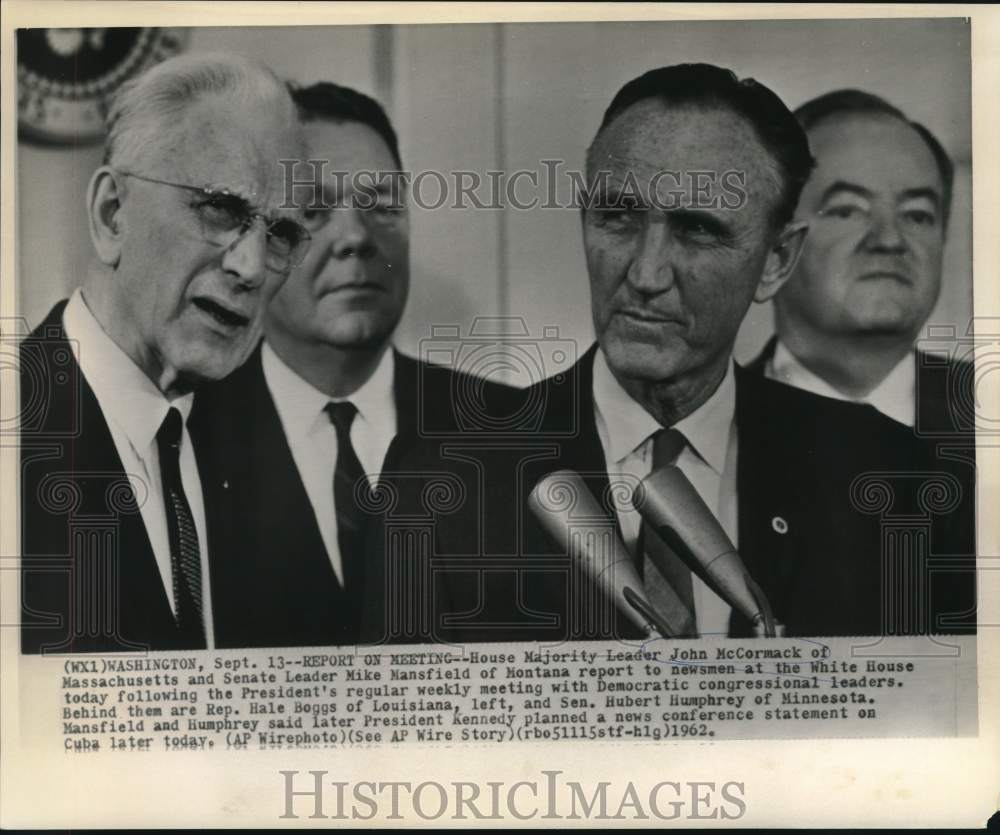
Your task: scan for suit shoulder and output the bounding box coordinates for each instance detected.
[916,349,974,378]
[25,300,70,341]
[741,336,777,376]
[928,352,975,393]
[19,301,84,438]
[913,349,976,435]
[400,353,517,397]
[21,301,71,370]
[736,364,911,436]
[949,354,975,374]
[191,343,265,414]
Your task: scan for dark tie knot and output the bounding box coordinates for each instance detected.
[157,407,184,452]
[325,401,359,437]
[652,427,686,467]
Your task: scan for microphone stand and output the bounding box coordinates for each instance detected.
[627,572,781,639]
[633,466,784,639]
[623,586,678,639]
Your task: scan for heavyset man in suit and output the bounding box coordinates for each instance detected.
[411,64,975,642]
[20,53,310,652]
[191,83,515,647]
[756,90,974,435]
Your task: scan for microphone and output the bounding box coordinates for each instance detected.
[528,469,676,638]
[633,466,778,637]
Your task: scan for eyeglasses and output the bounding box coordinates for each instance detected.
[115,170,312,271]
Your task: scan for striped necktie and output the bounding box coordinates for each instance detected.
[637,427,696,638]
[156,407,206,647]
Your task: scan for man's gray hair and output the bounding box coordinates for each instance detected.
[103,51,296,170]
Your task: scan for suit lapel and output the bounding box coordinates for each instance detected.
[194,347,349,646]
[732,366,805,636]
[915,350,973,436]
[733,366,946,636]
[383,349,421,469]
[560,344,642,542]
[527,346,633,639]
[357,350,444,643]
[74,365,178,648]
[22,302,179,651]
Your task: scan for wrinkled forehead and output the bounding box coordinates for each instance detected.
[587,100,783,206]
[163,93,304,208]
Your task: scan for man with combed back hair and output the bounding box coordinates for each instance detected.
[20,52,311,653]
[754,89,972,435]
[192,82,516,647]
[403,64,975,641]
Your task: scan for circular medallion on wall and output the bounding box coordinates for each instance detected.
[17,27,190,145]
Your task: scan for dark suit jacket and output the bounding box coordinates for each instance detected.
[399,344,976,641]
[747,335,977,437]
[188,343,518,648]
[20,301,205,653]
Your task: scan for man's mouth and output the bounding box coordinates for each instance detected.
[319,282,387,296]
[192,298,251,328]
[860,270,911,284]
[618,308,680,324]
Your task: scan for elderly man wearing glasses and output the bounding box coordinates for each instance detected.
[20,52,310,653]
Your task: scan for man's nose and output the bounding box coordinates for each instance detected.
[626,216,676,293]
[221,219,269,288]
[865,206,906,252]
[328,206,376,259]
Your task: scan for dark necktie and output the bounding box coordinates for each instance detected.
[637,427,696,637]
[156,407,206,647]
[326,401,374,593]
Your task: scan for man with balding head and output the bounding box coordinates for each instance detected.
[20,52,310,652]
[757,89,971,434]
[412,64,975,641]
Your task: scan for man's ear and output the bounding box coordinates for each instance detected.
[754,219,808,303]
[86,167,126,267]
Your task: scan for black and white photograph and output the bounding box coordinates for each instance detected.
[2,3,997,828]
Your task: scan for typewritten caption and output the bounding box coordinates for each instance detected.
[40,638,976,752]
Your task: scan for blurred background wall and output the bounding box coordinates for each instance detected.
[17,18,971,376]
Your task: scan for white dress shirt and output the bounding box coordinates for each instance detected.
[261,342,397,586]
[63,289,214,647]
[592,349,738,637]
[766,339,915,427]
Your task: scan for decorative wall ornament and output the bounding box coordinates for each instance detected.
[17,27,189,145]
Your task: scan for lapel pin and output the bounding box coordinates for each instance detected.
[772,516,788,535]
[222,480,229,490]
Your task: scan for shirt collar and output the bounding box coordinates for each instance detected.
[770,340,915,427]
[673,360,735,475]
[592,348,735,475]
[63,289,190,452]
[865,350,916,427]
[261,341,396,437]
[350,347,396,437]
